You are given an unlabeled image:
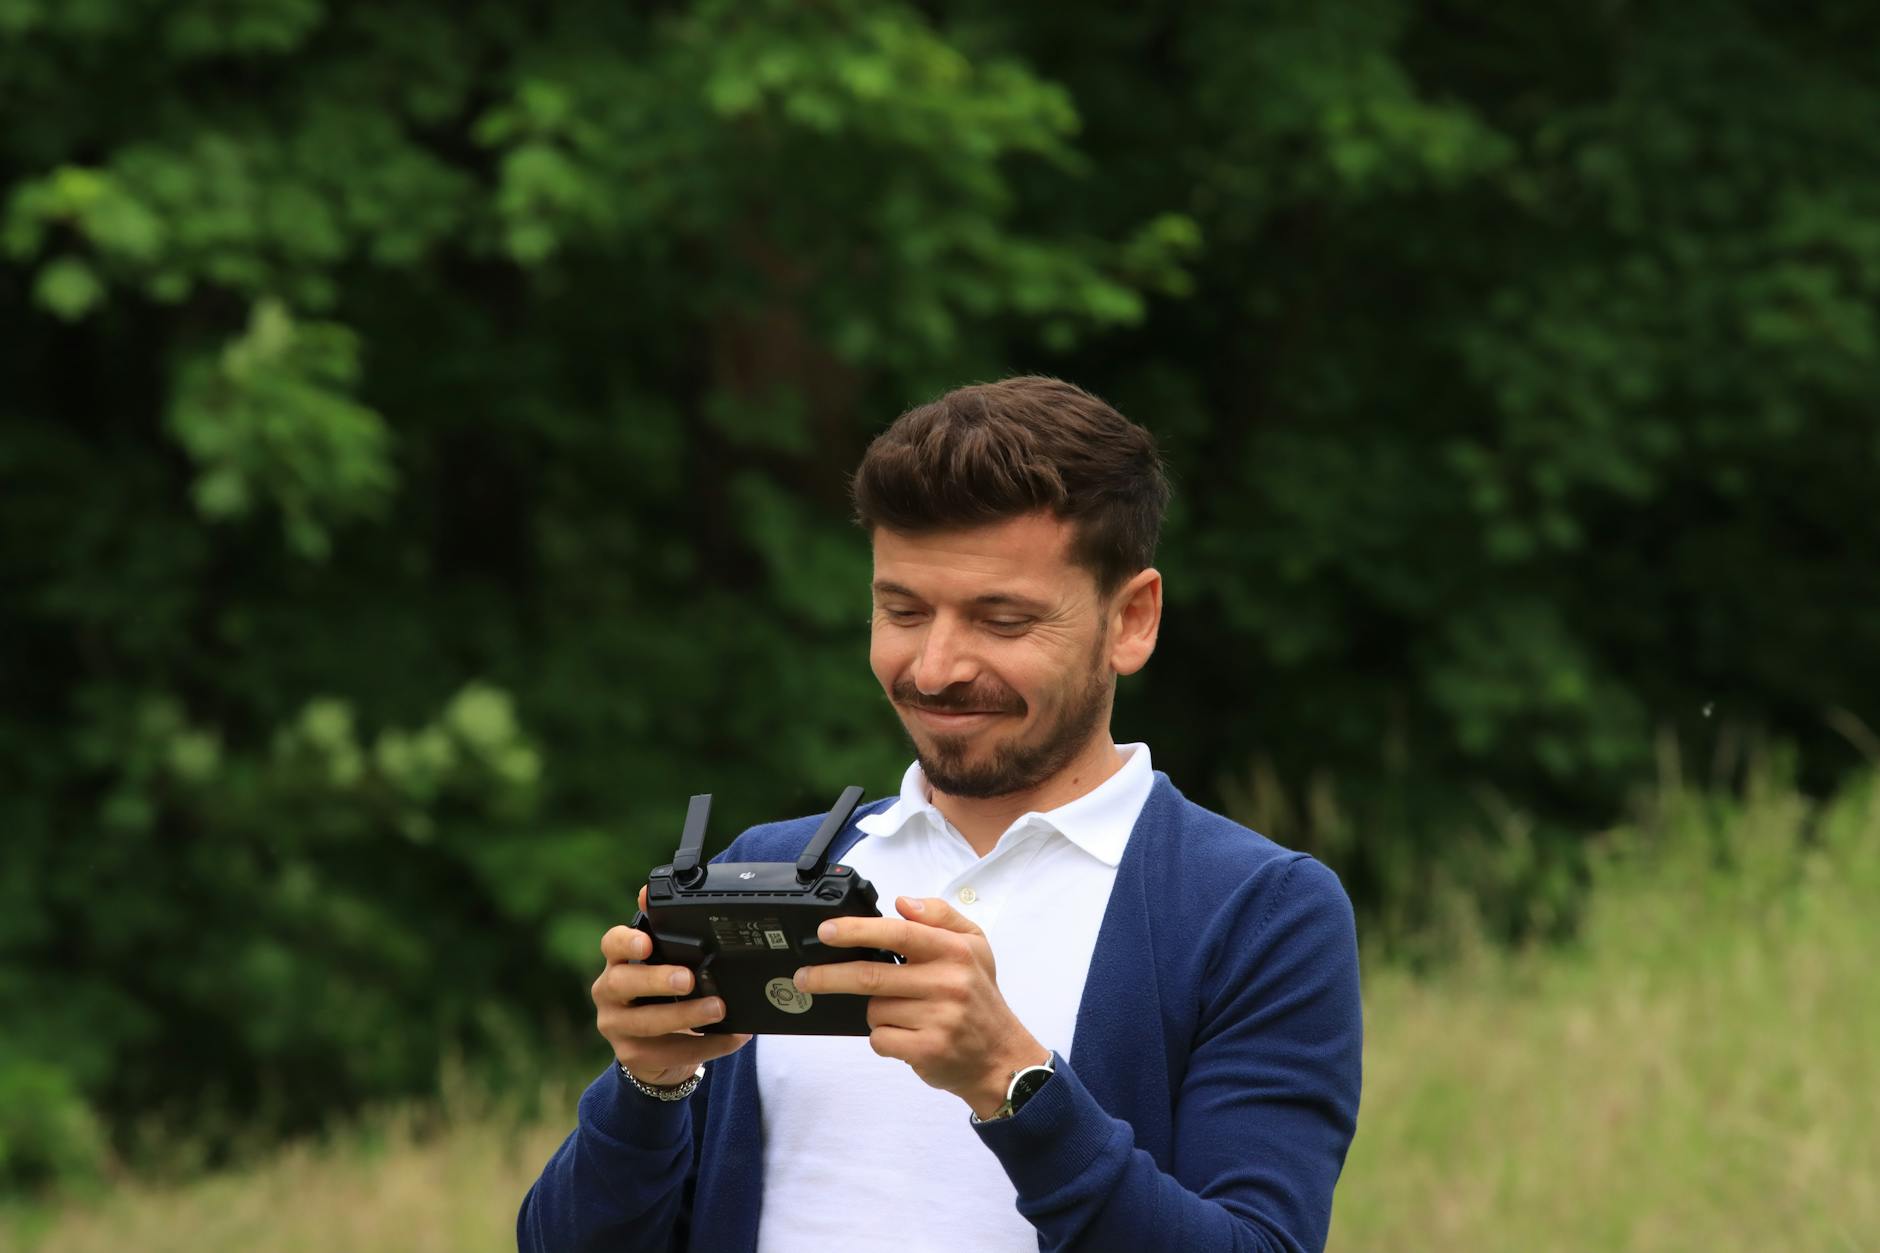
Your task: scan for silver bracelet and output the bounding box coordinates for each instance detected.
[619,1061,704,1102]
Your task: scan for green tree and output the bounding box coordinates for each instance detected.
[0,0,1192,1183]
[3,0,1876,1185]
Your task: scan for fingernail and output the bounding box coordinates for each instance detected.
[793,969,808,990]
[706,998,725,1019]
[904,897,925,913]
[668,970,690,991]
[817,921,836,942]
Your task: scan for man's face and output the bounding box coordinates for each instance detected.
[869,512,1115,800]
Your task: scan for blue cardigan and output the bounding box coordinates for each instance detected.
[518,774,1362,1252]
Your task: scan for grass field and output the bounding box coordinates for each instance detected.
[1332,772,1880,1251]
[7,772,1876,1253]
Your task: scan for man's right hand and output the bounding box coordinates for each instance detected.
[592,886,752,1087]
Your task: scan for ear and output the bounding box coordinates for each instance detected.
[1107,567,1162,676]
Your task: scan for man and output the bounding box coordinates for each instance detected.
[518,377,1362,1252]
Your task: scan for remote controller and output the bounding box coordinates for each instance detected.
[629,786,900,1035]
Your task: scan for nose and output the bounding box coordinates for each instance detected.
[911,614,979,696]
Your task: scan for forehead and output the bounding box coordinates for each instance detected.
[869,513,1090,602]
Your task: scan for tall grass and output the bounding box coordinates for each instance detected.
[1333,766,1880,1251]
[6,769,1876,1253]
[0,1075,578,1253]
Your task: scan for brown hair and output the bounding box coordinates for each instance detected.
[851,376,1169,595]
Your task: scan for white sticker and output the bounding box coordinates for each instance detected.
[764,929,789,950]
[764,977,813,1014]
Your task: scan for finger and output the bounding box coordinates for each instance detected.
[816,914,959,962]
[897,895,983,938]
[794,958,924,998]
[596,961,700,1006]
[865,1024,921,1065]
[864,996,938,1032]
[601,924,651,965]
[601,995,727,1038]
[638,883,649,913]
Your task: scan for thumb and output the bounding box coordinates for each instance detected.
[897,895,982,937]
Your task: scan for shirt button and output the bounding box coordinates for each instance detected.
[957,886,978,905]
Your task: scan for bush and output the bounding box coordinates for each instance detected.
[0,1061,104,1193]
[3,0,1876,1184]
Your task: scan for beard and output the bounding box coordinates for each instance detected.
[891,639,1113,800]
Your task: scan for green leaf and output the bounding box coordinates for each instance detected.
[32,256,104,320]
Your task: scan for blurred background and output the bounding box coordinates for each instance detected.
[2,1,1877,1249]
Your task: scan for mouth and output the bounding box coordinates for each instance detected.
[905,706,1013,734]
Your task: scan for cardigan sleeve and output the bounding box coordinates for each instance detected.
[973,856,1363,1253]
[515,1054,703,1252]
[515,821,823,1253]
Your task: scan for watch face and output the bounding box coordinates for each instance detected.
[1009,1065,1053,1111]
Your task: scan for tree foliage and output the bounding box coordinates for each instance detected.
[2,0,1875,1186]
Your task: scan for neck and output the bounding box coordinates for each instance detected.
[929,734,1126,858]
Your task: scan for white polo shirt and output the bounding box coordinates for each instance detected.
[753,743,1155,1253]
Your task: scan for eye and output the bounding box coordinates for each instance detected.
[985,618,1033,633]
[881,607,925,624]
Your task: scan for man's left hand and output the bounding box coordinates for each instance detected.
[793,896,1048,1120]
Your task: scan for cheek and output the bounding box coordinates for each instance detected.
[869,629,905,689]
[997,649,1060,712]
[1034,642,1099,707]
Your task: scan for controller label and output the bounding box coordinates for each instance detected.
[706,913,791,953]
[765,977,813,1014]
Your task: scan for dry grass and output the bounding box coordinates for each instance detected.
[1331,773,1880,1252]
[1,1085,574,1253]
[8,775,1877,1253]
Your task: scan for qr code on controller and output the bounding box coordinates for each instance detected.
[764,930,789,950]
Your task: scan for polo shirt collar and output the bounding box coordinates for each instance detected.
[854,742,1153,868]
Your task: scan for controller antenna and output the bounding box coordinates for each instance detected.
[672,793,712,889]
[797,785,865,884]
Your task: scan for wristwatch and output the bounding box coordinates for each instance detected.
[619,1061,705,1102]
[971,1057,1056,1124]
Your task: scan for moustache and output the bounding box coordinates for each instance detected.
[891,679,1025,716]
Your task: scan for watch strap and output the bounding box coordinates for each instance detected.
[619,1061,704,1102]
[971,1056,1056,1124]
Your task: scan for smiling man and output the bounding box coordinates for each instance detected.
[519,378,1363,1253]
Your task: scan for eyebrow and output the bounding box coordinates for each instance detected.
[871,580,1051,613]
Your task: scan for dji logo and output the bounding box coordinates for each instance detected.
[739,871,755,879]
